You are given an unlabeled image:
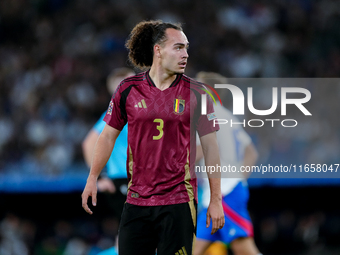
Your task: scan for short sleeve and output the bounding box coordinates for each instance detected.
[196,94,219,137]
[103,82,127,131]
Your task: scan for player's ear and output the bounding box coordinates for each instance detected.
[154,44,161,58]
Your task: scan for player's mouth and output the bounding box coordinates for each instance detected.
[178,61,187,68]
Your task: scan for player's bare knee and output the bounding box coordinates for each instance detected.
[194,240,211,255]
[231,237,259,255]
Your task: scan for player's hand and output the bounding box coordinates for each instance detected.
[97,178,116,193]
[81,176,97,215]
[206,199,225,235]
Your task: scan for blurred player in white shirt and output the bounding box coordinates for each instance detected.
[194,72,262,255]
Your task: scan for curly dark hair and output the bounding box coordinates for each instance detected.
[125,20,182,69]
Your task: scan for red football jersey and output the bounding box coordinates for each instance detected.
[104,70,218,206]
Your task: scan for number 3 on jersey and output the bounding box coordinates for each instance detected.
[153,119,164,140]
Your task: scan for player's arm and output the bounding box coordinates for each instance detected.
[82,129,100,168]
[242,142,258,179]
[196,145,204,163]
[82,127,116,193]
[200,131,225,234]
[81,124,120,214]
[196,132,204,163]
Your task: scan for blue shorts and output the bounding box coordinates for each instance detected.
[196,181,254,245]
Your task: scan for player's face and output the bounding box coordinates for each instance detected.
[159,28,189,75]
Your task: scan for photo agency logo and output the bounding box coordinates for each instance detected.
[201,84,312,128]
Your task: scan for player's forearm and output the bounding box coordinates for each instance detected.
[88,132,115,180]
[208,177,222,202]
[83,148,93,168]
[205,152,222,202]
[201,132,222,201]
[82,130,100,168]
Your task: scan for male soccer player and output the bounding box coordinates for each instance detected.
[194,72,261,255]
[81,20,225,255]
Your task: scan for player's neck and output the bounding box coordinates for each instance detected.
[149,66,177,91]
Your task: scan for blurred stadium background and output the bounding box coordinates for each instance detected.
[1,0,340,254]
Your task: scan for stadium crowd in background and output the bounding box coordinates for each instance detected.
[1,0,340,178]
[1,0,340,254]
[0,209,332,255]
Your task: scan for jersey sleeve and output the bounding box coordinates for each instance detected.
[196,94,219,137]
[103,82,127,131]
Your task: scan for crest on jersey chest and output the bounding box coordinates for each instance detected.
[173,96,185,115]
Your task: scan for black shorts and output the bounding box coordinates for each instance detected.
[118,200,197,255]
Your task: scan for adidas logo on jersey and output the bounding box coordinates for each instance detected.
[134,99,147,108]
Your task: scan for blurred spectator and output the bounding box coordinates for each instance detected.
[0,214,29,255]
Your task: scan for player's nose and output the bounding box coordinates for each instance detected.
[183,49,189,59]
